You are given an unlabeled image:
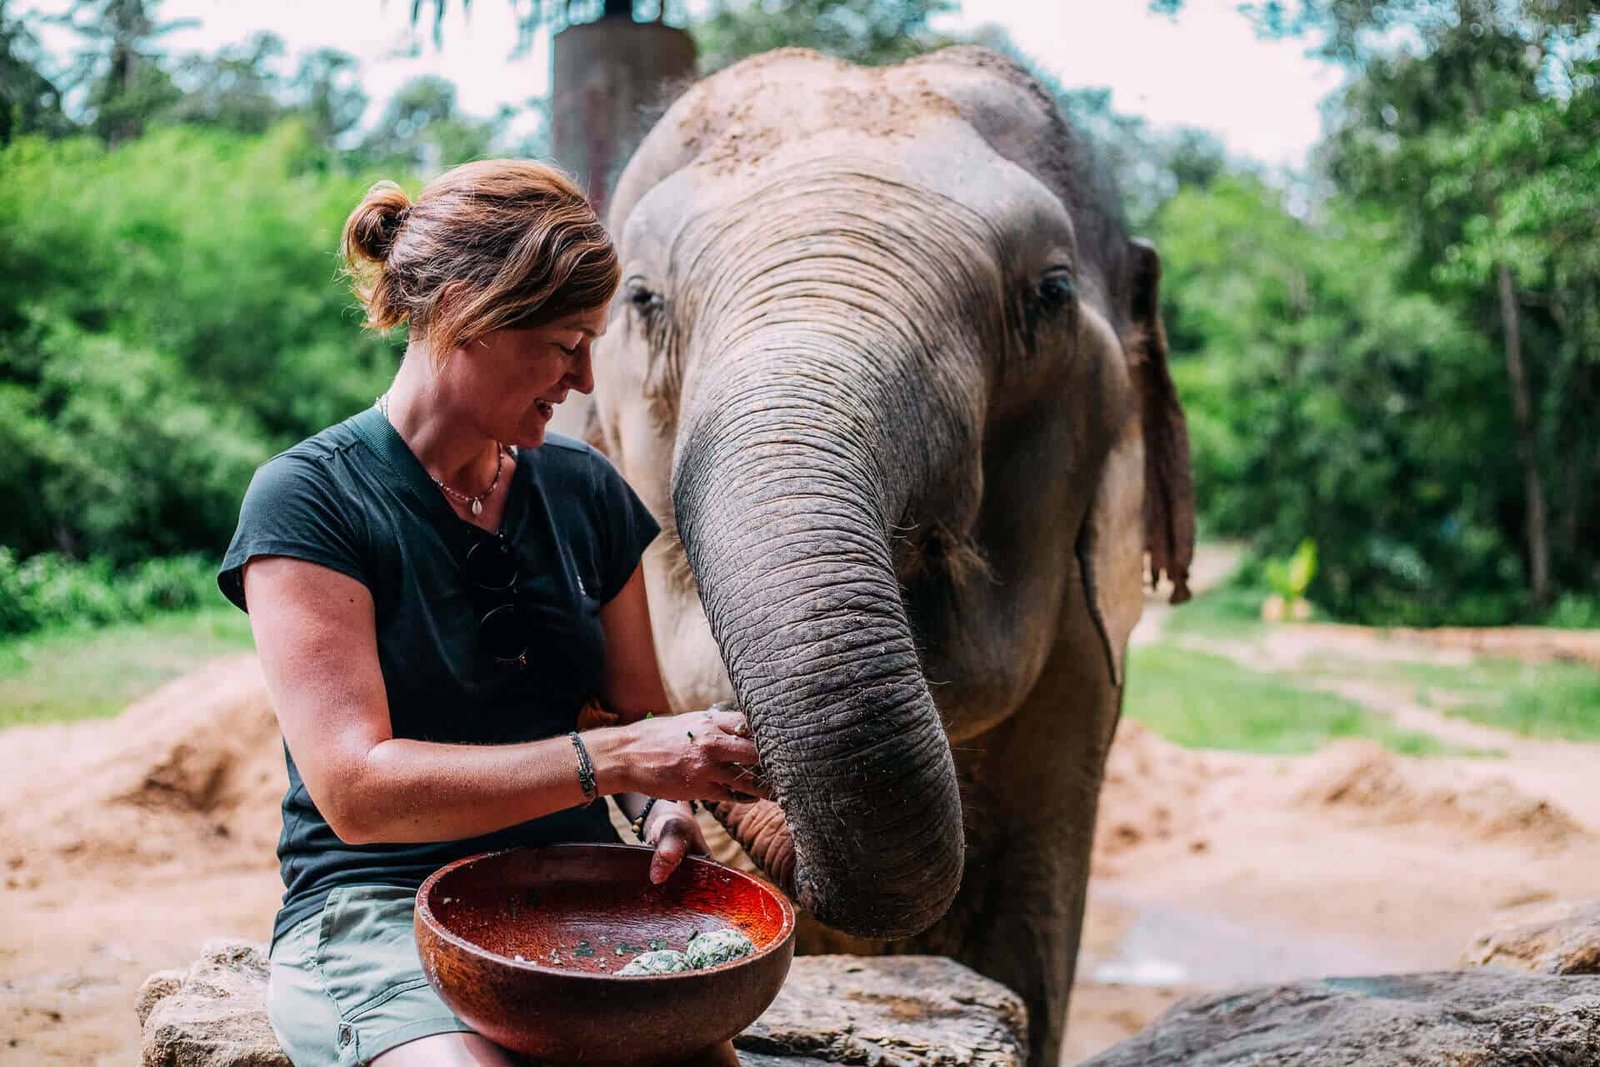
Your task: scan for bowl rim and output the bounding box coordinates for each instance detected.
[415,842,797,982]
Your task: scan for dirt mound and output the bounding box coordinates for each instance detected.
[1094,722,1219,868]
[1294,741,1585,849]
[0,655,283,889]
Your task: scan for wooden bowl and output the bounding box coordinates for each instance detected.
[415,844,796,1066]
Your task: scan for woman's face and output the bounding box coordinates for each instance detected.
[449,306,608,449]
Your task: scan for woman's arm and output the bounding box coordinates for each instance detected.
[243,556,759,845]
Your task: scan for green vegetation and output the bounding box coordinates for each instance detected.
[1159,579,1268,642]
[0,607,252,728]
[1124,643,1447,755]
[0,0,568,644]
[1311,656,1600,743]
[1152,0,1599,625]
[0,0,1596,653]
[694,0,957,71]
[0,549,216,636]
[1134,549,1589,753]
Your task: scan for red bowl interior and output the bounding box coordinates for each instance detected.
[418,844,794,977]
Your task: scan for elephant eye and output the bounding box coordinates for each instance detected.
[1038,269,1076,307]
[628,282,663,317]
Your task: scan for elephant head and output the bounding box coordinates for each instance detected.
[587,48,1193,940]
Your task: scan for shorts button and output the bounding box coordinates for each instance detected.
[338,1024,352,1046]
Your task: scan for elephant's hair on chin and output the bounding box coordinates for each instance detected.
[896,523,995,588]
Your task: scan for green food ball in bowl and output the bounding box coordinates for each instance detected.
[619,949,691,976]
[685,929,755,969]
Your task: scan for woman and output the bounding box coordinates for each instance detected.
[218,160,763,1066]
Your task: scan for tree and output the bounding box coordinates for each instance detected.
[1321,3,1599,606]
[289,48,368,149]
[1154,0,1600,611]
[0,0,72,143]
[54,0,192,144]
[166,32,288,135]
[0,123,400,559]
[693,0,956,71]
[357,75,499,171]
[1159,176,1519,623]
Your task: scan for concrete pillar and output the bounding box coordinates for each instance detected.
[551,17,696,220]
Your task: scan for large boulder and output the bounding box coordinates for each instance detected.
[137,941,287,1067]
[1081,972,1600,1066]
[137,944,1026,1066]
[1461,900,1600,976]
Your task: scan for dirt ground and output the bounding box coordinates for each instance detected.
[3,585,1599,1065]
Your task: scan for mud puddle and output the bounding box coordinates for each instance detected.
[1081,887,1415,989]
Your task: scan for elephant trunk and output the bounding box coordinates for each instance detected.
[674,328,965,939]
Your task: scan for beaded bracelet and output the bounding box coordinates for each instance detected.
[629,797,659,842]
[568,731,597,802]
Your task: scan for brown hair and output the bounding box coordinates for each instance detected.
[341,160,619,359]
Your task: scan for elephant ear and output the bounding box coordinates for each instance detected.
[1078,415,1147,688]
[1126,238,1195,607]
[1078,239,1195,688]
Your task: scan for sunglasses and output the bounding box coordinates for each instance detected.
[462,535,532,669]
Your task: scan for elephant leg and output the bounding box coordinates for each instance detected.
[784,641,1118,1066]
[951,699,1114,1067]
[922,624,1120,1067]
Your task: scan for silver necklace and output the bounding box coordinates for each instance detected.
[376,393,508,517]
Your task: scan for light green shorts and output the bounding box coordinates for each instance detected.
[266,884,480,1066]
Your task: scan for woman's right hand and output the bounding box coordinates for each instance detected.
[603,706,770,804]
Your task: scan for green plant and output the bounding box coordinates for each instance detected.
[0,547,219,637]
[1263,538,1318,618]
[1546,594,1600,631]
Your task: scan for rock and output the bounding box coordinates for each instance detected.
[138,940,289,1067]
[735,955,1027,1066]
[1462,900,1600,975]
[138,947,1025,1066]
[136,971,185,1027]
[1082,971,1600,1066]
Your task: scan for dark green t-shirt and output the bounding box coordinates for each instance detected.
[218,406,660,946]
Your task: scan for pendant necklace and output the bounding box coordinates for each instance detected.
[376,393,508,517]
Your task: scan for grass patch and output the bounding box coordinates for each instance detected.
[0,607,253,730]
[1125,643,1448,755]
[1370,658,1600,742]
[1161,582,1268,642]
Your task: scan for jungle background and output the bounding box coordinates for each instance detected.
[4,0,1598,651]
[1,1,1599,1064]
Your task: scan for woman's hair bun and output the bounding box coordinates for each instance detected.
[343,180,413,264]
[340,159,619,352]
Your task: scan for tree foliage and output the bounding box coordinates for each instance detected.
[693,0,957,71]
[3,0,1595,630]
[0,1,71,142]
[1153,0,1599,620]
[1160,177,1521,623]
[357,74,499,170]
[0,124,401,561]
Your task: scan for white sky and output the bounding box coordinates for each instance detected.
[20,0,1345,167]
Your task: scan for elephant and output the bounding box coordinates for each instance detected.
[569,46,1194,1065]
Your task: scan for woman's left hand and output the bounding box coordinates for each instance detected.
[643,800,709,885]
